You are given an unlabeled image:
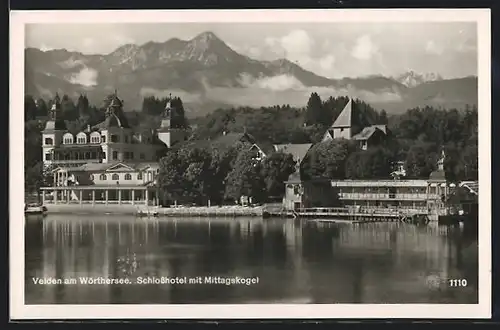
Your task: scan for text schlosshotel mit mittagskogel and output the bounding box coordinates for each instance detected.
[32,276,260,286]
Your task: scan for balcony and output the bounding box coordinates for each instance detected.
[51,159,102,165]
[338,193,429,201]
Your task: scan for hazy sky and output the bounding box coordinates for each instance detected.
[25,22,477,79]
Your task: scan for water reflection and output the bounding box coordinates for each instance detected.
[25,215,478,304]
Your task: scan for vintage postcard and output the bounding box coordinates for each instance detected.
[10,9,491,319]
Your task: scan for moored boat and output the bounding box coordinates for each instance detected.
[24,203,48,216]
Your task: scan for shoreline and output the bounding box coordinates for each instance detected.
[38,204,265,217]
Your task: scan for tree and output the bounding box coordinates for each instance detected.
[301,139,355,180]
[260,152,296,198]
[61,94,78,121]
[170,97,188,129]
[25,95,37,121]
[304,92,325,126]
[36,98,48,117]
[345,147,394,179]
[379,109,388,125]
[404,142,439,179]
[76,94,90,117]
[224,149,265,203]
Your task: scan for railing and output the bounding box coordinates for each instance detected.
[338,193,428,200]
[51,159,101,164]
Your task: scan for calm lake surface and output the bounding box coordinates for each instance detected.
[25,215,478,304]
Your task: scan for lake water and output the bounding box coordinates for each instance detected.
[25,215,478,304]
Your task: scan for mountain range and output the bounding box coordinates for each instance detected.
[24,31,478,117]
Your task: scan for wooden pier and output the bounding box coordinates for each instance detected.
[263,206,428,223]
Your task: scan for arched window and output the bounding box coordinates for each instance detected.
[99,174,107,180]
[76,133,87,144]
[90,132,100,144]
[112,174,119,181]
[124,173,132,180]
[63,133,74,144]
[137,172,143,180]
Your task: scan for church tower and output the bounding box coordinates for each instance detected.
[322,98,353,142]
[42,94,67,166]
[157,98,173,147]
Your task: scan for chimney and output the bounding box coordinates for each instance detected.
[87,124,91,132]
[223,131,227,136]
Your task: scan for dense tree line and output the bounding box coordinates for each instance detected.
[157,142,296,206]
[190,93,479,183]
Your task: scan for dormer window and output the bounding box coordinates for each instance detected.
[63,133,74,144]
[90,132,101,144]
[111,135,119,143]
[76,133,87,144]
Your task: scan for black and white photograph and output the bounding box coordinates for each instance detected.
[10,9,491,319]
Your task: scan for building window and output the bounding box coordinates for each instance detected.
[124,136,129,143]
[111,135,119,143]
[125,174,132,180]
[63,137,72,144]
[101,135,106,143]
[90,134,100,143]
[113,151,118,160]
[112,174,119,181]
[44,138,53,145]
[102,152,106,160]
[100,174,107,180]
[45,153,51,160]
[130,152,134,160]
[137,172,142,180]
[140,153,145,160]
[77,136,86,144]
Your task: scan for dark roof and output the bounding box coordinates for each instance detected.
[92,113,128,130]
[73,162,160,172]
[43,119,67,132]
[429,169,446,181]
[352,125,387,141]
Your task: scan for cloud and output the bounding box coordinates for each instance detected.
[319,55,336,71]
[69,67,98,86]
[425,40,444,55]
[39,44,55,52]
[239,74,306,91]
[351,35,379,60]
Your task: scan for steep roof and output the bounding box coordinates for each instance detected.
[352,125,387,141]
[332,98,353,128]
[273,143,313,164]
[92,113,128,130]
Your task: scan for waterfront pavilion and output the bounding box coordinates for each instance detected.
[40,184,160,206]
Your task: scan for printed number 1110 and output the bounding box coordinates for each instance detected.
[449,279,468,287]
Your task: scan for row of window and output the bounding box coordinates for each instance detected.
[45,134,151,145]
[45,151,147,161]
[97,173,138,181]
[94,171,158,181]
